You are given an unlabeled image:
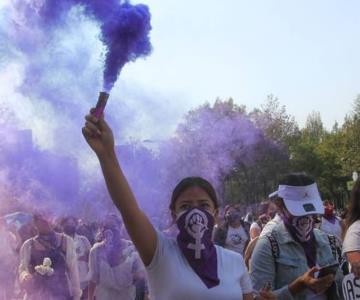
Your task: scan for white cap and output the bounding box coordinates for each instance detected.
[269,183,324,216]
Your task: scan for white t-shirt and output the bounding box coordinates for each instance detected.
[225,225,248,254]
[146,231,253,300]
[73,234,91,287]
[320,217,342,245]
[343,220,360,255]
[88,241,142,300]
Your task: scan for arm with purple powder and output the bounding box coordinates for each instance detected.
[82,112,157,267]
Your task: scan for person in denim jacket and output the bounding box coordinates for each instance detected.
[250,174,341,300]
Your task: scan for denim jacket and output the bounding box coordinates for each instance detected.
[250,222,341,300]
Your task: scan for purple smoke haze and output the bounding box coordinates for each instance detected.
[0,3,291,297]
[97,2,152,92]
[79,0,152,91]
[11,0,152,92]
[0,2,289,222]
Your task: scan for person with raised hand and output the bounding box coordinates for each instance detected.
[82,110,254,300]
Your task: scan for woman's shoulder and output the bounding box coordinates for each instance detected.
[157,229,177,244]
[146,230,179,272]
[343,221,360,254]
[215,245,245,263]
[250,222,260,229]
[151,230,179,256]
[347,220,360,232]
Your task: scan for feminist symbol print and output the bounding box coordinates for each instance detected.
[185,209,208,259]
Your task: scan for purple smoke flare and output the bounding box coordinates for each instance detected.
[81,0,152,91]
[98,3,152,92]
[14,0,152,92]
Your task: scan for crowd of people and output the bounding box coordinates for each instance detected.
[0,111,359,300]
[0,177,359,300]
[0,211,149,300]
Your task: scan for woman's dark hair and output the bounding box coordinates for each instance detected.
[278,173,315,186]
[346,179,360,229]
[169,177,219,211]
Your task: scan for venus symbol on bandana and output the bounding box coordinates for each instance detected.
[292,216,314,242]
[184,209,208,259]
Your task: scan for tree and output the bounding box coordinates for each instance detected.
[304,111,325,143]
[288,110,349,207]
[340,96,360,175]
[250,95,299,145]
[160,98,289,206]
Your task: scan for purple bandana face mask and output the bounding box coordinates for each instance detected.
[282,212,317,267]
[176,208,220,289]
[290,215,314,242]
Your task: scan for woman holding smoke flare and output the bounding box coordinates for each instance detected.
[82,110,265,300]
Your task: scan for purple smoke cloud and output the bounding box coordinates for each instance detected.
[12,0,152,92]
[98,2,152,91]
[83,0,152,91]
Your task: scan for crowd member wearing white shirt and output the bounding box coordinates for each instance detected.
[214,206,250,255]
[82,112,256,300]
[320,201,344,247]
[88,220,144,300]
[343,179,360,278]
[19,214,81,300]
[249,202,277,240]
[61,216,91,297]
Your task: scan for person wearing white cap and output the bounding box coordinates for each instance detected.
[250,173,341,300]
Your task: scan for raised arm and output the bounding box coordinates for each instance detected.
[82,112,157,266]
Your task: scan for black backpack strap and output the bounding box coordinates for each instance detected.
[266,233,279,273]
[266,233,280,259]
[327,235,337,261]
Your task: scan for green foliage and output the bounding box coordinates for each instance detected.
[172,94,359,209]
[163,97,291,206]
[287,97,360,208]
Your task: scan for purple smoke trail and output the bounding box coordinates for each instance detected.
[96,2,152,92]
[17,0,152,92]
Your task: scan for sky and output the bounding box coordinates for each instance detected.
[0,0,358,214]
[121,0,360,129]
[0,0,359,140]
